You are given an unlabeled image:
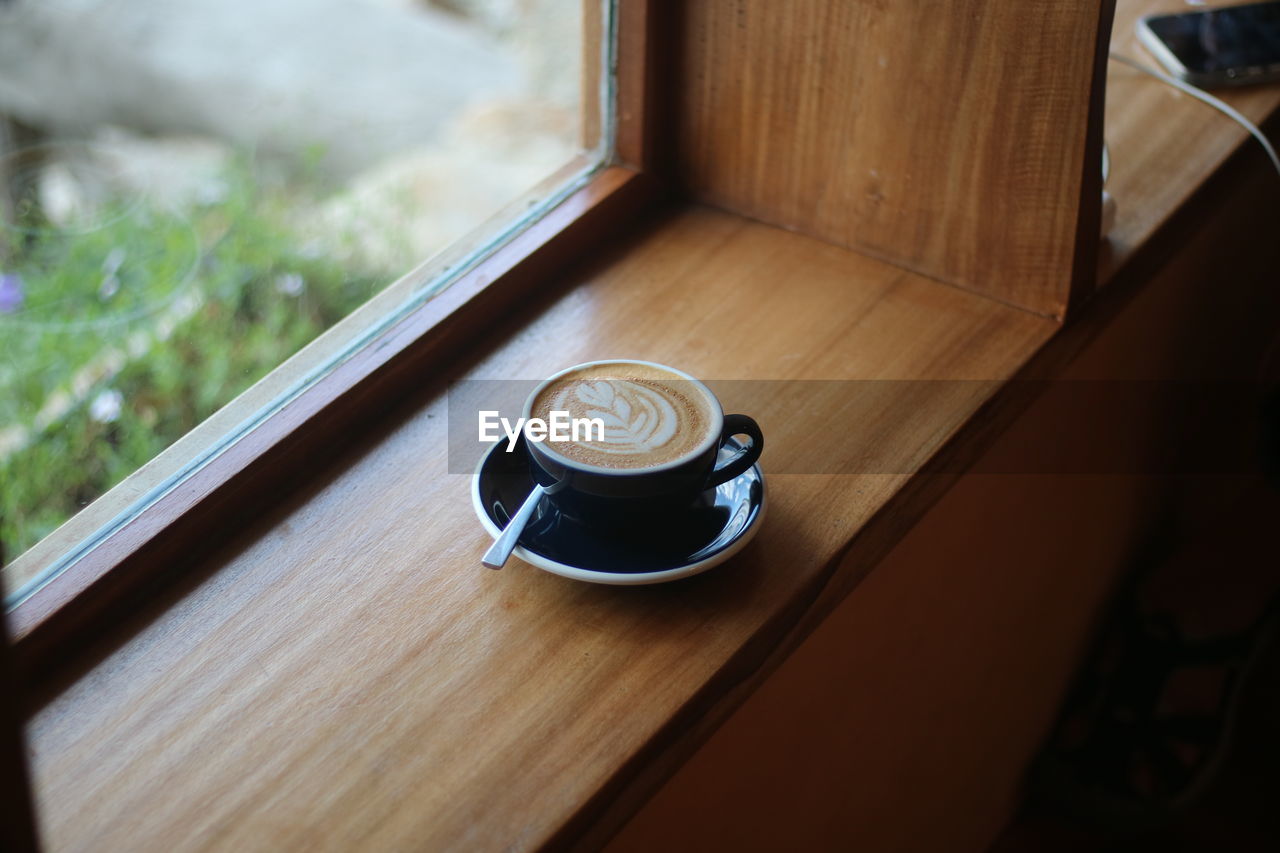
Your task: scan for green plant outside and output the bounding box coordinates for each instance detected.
[1,156,387,568]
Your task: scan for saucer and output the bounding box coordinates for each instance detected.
[471,437,766,584]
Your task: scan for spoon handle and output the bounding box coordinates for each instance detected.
[481,484,547,569]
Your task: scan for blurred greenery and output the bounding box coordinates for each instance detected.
[1,154,385,570]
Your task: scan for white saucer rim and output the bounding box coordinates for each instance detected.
[469,444,766,585]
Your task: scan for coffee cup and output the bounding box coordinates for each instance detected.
[520,359,763,525]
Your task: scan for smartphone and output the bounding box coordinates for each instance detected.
[1137,1,1280,87]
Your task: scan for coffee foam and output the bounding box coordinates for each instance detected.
[530,363,716,469]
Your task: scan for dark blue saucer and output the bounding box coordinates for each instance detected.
[471,437,766,584]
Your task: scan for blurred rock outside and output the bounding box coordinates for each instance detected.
[0,0,583,268]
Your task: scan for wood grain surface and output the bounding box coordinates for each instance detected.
[613,0,664,171]
[676,0,1113,317]
[26,205,1055,851]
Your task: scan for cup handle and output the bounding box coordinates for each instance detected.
[705,414,764,488]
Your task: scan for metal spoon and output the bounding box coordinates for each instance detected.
[482,483,548,569]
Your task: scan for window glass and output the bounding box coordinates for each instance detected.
[1,0,603,597]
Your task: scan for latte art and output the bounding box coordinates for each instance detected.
[572,380,679,455]
[530,363,718,470]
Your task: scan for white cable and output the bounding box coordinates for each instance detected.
[1110,51,1280,180]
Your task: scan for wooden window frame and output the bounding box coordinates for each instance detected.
[7,0,669,681]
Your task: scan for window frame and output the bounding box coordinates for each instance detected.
[6,0,666,680]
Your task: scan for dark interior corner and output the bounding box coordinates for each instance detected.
[993,463,1280,852]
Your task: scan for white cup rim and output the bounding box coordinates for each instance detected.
[520,359,725,477]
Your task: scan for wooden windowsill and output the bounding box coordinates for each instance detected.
[28,203,1059,850]
[25,2,1280,846]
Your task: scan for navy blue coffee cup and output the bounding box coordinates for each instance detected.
[521,360,763,527]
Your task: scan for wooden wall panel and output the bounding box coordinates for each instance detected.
[677,0,1112,318]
